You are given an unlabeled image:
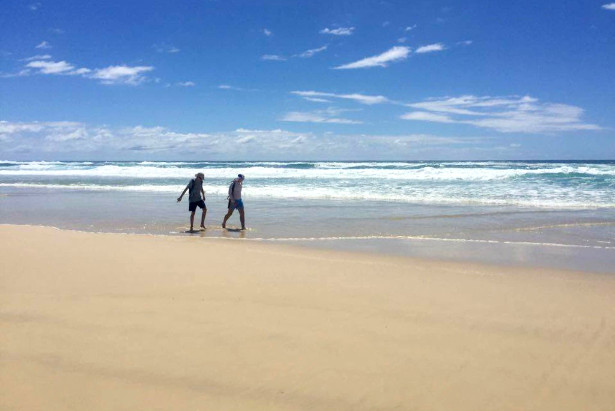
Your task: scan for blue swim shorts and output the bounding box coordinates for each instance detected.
[228,199,244,209]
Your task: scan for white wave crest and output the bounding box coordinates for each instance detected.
[1,162,614,180]
[2,182,613,209]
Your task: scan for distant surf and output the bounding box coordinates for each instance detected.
[1,160,614,209]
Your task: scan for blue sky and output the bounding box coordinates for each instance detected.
[1,0,614,160]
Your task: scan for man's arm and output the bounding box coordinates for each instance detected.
[177,186,189,202]
[228,181,236,201]
[201,188,206,201]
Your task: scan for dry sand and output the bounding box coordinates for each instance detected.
[1,225,614,411]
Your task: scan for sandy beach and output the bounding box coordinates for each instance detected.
[1,225,614,411]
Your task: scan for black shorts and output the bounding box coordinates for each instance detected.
[189,200,206,212]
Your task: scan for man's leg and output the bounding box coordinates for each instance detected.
[222,208,233,228]
[200,207,207,229]
[238,208,245,230]
[190,210,195,231]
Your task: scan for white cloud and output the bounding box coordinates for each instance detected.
[298,45,328,58]
[405,25,417,31]
[266,45,327,61]
[73,68,93,75]
[410,95,498,115]
[280,111,362,124]
[153,44,180,53]
[458,40,473,46]
[263,28,272,36]
[334,46,410,69]
[401,112,454,123]
[45,127,89,142]
[0,120,46,134]
[602,3,615,10]
[27,60,72,75]
[292,90,389,105]
[26,60,90,75]
[261,54,286,61]
[0,69,31,78]
[17,57,153,85]
[402,95,601,133]
[22,54,52,61]
[177,81,195,87]
[397,37,407,43]
[29,3,41,11]
[35,41,51,49]
[91,65,154,85]
[415,43,445,53]
[303,97,330,103]
[217,84,258,92]
[320,27,355,36]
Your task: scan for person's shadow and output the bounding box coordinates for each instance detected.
[184,229,205,234]
[222,228,246,239]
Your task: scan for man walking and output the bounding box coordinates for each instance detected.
[177,172,207,231]
[222,174,245,230]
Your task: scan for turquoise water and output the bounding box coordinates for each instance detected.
[1,160,614,272]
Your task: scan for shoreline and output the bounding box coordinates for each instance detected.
[2,222,614,274]
[2,225,615,410]
[2,172,614,274]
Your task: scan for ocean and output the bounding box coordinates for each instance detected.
[1,160,614,272]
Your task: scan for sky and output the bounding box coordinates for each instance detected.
[1,0,614,160]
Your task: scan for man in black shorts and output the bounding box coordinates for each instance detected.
[177,172,207,231]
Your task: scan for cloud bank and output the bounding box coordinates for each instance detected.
[0,120,481,160]
[402,95,601,133]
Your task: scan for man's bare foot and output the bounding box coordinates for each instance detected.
[222,223,226,228]
[241,226,246,230]
[200,225,206,230]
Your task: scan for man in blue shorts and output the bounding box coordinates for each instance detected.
[177,172,207,231]
[222,174,245,230]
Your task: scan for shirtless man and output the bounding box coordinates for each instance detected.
[222,174,245,230]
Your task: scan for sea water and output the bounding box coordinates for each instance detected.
[1,160,614,272]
